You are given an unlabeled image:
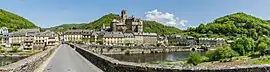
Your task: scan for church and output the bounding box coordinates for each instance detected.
[110,9,143,34]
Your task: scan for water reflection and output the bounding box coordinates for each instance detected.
[105,51,193,63]
[0,57,26,66]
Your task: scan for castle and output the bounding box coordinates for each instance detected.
[110,9,143,34]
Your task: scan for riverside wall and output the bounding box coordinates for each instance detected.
[0,46,57,72]
[80,44,195,54]
[70,43,270,72]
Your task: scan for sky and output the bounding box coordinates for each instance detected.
[0,0,270,29]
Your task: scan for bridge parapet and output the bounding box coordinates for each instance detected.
[0,46,57,72]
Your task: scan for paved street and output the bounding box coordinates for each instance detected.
[43,44,103,72]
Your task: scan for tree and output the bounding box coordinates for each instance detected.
[258,42,267,54]
[205,50,218,61]
[216,46,239,59]
[255,37,270,54]
[206,46,238,61]
[187,52,204,65]
[248,29,258,39]
[231,37,255,56]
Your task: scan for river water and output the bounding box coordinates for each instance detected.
[0,57,26,66]
[105,51,197,63]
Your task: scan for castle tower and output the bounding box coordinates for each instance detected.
[121,9,127,23]
[111,19,118,32]
[101,24,105,31]
[138,20,143,34]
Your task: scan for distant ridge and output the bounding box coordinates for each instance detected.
[48,13,182,35]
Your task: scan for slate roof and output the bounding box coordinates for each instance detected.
[103,32,124,38]
[123,33,134,38]
[64,30,92,35]
[199,38,224,40]
[143,33,157,36]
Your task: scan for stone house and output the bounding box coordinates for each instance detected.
[0,27,8,35]
[103,32,124,45]
[63,30,84,42]
[198,38,225,47]
[142,33,157,46]
[133,33,143,45]
[167,35,196,46]
[123,33,135,46]
[46,32,60,48]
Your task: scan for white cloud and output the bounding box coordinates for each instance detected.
[145,9,187,29]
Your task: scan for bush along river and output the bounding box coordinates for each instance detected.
[0,56,26,66]
[105,51,204,63]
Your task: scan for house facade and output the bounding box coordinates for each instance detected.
[199,38,225,47]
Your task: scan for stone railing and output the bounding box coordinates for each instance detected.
[0,46,57,72]
[70,43,270,72]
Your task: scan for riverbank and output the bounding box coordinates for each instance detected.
[147,55,270,70]
[76,44,203,55]
[105,51,193,63]
[0,50,41,57]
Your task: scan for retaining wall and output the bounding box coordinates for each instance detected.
[82,44,196,54]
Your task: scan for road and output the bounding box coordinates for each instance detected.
[43,44,103,72]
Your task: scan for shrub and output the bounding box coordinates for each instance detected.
[187,52,205,65]
[206,46,239,61]
[11,46,19,53]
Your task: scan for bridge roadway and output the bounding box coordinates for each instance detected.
[43,44,103,72]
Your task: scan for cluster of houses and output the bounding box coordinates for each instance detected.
[62,30,158,46]
[167,35,226,48]
[62,29,226,48]
[0,27,60,50]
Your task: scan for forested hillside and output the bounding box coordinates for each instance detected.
[187,12,270,39]
[0,9,38,32]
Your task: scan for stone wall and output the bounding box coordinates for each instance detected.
[71,44,270,72]
[0,46,57,72]
[81,44,195,54]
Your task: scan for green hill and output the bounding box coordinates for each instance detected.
[50,13,182,35]
[188,12,270,39]
[143,21,181,35]
[0,9,38,32]
[266,20,270,24]
[85,13,121,29]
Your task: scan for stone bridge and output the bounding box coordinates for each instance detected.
[70,43,270,72]
[2,43,270,72]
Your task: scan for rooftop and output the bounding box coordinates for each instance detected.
[103,32,124,38]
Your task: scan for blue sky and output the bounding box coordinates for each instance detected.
[0,0,270,29]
